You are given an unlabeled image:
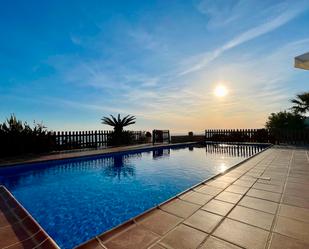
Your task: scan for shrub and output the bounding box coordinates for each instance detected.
[0,115,55,157]
[107,131,135,146]
[265,111,305,130]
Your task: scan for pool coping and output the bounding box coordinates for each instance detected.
[75,143,273,248]
[0,185,60,249]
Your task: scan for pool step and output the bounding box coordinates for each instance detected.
[0,185,60,249]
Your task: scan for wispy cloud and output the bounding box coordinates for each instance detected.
[179,2,308,75]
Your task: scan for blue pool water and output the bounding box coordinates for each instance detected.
[0,143,267,248]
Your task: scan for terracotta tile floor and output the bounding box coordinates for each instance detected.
[200,236,242,249]
[201,199,234,216]
[183,210,223,233]
[76,147,309,249]
[0,186,59,249]
[159,224,206,249]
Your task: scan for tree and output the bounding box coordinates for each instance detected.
[265,111,305,130]
[101,114,136,145]
[291,92,309,114]
[101,114,136,133]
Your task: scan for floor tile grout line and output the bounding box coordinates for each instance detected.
[0,211,30,229]
[239,149,284,249]
[155,148,272,221]
[98,148,272,249]
[96,236,110,249]
[1,229,43,249]
[207,150,280,248]
[264,149,294,249]
[1,194,46,248]
[134,210,185,238]
[237,201,278,215]
[250,186,284,194]
[222,152,280,223]
[101,217,163,245]
[30,238,49,249]
[209,234,247,249]
[194,150,278,248]
[152,148,274,249]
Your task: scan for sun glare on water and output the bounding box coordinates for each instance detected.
[214,85,228,97]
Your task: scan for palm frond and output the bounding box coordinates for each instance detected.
[110,115,118,124]
[123,117,135,126]
[101,114,136,130]
[120,115,130,126]
[290,92,309,114]
[101,117,115,126]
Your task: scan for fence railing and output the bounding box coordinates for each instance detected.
[0,130,147,157]
[54,130,111,150]
[53,130,145,150]
[205,129,309,145]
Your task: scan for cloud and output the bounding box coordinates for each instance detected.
[180,2,308,75]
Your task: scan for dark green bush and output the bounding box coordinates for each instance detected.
[107,131,135,146]
[265,111,305,130]
[0,115,56,157]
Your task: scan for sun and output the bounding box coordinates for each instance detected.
[214,85,228,97]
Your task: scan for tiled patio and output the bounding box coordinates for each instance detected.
[76,147,309,249]
[0,186,59,249]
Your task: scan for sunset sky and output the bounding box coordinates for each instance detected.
[0,0,309,133]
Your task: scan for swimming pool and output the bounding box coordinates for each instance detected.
[0,143,267,249]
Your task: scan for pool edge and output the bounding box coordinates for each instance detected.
[0,185,61,249]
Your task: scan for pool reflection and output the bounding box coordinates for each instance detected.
[204,143,266,157]
[102,154,136,180]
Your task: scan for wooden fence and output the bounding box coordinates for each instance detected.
[205,129,309,145]
[53,130,145,150]
[0,130,146,157]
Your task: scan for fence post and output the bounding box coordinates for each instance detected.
[94,130,98,148]
[68,131,72,149]
[56,131,60,150]
[152,130,155,145]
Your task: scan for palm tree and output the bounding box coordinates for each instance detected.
[291,92,309,114]
[101,114,136,146]
[101,114,136,134]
